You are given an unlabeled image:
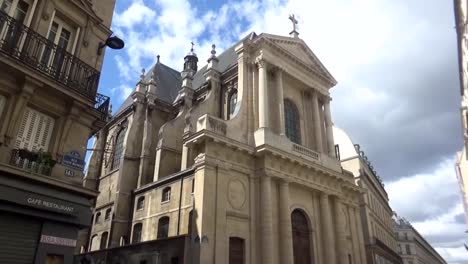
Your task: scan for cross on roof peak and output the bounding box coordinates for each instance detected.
[288,14,299,38]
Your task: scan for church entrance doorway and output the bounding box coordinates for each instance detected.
[292,209,313,264]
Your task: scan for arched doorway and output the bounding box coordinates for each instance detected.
[291,209,312,264]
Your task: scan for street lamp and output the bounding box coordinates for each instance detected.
[97,36,125,55]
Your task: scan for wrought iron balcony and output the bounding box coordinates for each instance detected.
[0,10,108,117]
[9,149,55,176]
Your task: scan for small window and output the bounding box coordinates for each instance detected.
[132,223,142,243]
[405,244,411,255]
[137,196,145,210]
[105,208,111,220]
[95,212,101,223]
[191,178,195,193]
[157,216,170,238]
[162,187,171,202]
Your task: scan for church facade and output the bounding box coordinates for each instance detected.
[77,31,368,264]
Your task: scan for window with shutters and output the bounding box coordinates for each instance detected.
[15,107,55,152]
[111,127,126,170]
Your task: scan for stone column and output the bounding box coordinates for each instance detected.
[319,100,328,153]
[257,59,269,128]
[324,99,335,157]
[276,69,285,135]
[334,199,348,264]
[320,193,336,263]
[279,180,294,264]
[312,91,323,152]
[260,175,274,263]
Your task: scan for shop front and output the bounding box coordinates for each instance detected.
[0,171,96,264]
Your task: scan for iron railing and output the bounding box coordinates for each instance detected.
[0,11,101,100]
[9,149,54,176]
[95,93,110,121]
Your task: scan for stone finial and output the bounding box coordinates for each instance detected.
[208,44,219,63]
[140,68,145,81]
[211,44,216,57]
[156,54,160,63]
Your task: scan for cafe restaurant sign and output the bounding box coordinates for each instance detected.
[0,185,77,215]
[27,197,75,214]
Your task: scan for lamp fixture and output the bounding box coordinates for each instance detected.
[97,36,125,55]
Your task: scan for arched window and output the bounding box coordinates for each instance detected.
[284,99,301,144]
[95,212,101,223]
[291,209,312,264]
[100,232,108,250]
[132,223,142,243]
[137,196,145,210]
[228,91,238,119]
[105,208,111,220]
[157,216,170,239]
[229,237,245,264]
[162,187,171,202]
[89,234,99,251]
[111,127,127,170]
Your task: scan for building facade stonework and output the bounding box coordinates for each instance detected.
[334,127,402,264]
[454,0,468,230]
[77,32,368,264]
[393,218,446,264]
[0,0,115,263]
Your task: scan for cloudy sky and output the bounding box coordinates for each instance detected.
[97,0,466,262]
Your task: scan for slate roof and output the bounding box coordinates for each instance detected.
[113,32,258,117]
[114,62,182,115]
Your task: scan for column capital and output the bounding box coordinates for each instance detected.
[255,57,267,68]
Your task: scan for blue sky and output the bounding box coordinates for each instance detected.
[93,0,466,262]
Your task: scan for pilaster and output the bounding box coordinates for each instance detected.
[260,174,274,263]
[312,91,323,153]
[324,98,335,157]
[334,198,348,264]
[279,180,294,264]
[257,58,269,129]
[320,193,336,263]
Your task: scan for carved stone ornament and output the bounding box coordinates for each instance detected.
[228,179,246,210]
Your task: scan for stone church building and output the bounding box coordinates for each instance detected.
[77,30,368,264]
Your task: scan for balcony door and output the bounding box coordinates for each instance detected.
[41,16,76,79]
[0,0,31,51]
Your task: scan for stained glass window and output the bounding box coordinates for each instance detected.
[111,127,127,170]
[284,99,301,144]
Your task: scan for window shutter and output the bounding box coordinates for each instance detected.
[15,107,54,151]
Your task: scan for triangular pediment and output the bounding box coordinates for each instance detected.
[260,34,337,86]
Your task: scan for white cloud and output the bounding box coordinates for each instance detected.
[387,157,461,221]
[113,0,156,29]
